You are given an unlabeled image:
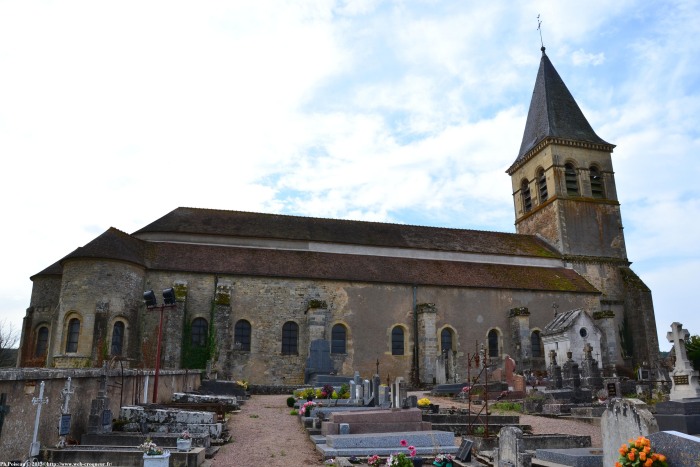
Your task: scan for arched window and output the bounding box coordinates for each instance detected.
[521,179,532,212]
[531,330,543,358]
[589,166,604,198]
[65,318,80,353]
[441,328,453,354]
[537,168,548,202]
[191,318,208,347]
[35,326,49,357]
[111,321,125,356]
[488,329,499,358]
[565,163,579,196]
[282,321,298,355]
[234,319,251,351]
[331,324,347,354]
[391,326,404,356]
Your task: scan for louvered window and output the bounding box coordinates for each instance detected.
[590,166,604,198]
[538,168,548,202]
[565,163,579,195]
[521,179,532,212]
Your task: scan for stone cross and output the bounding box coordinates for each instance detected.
[0,393,9,438]
[666,322,700,400]
[30,381,48,458]
[583,343,593,360]
[57,377,74,446]
[667,322,692,369]
[549,349,557,365]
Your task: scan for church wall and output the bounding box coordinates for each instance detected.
[19,275,62,366]
[53,259,145,368]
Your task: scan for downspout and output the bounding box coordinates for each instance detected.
[412,285,419,385]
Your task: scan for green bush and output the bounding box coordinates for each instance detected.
[491,401,522,412]
[286,396,296,408]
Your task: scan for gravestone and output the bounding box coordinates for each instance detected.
[362,380,371,405]
[87,373,112,434]
[493,426,532,467]
[601,398,658,467]
[391,377,406,409]
[456,438,473,462]
[305,339,335,384]
[648,430,700,467]
[504,355,516,387]
[580,343,603,391]
[349,381,357,402]
[547,350,563,390]
[666,322,700,400]
[655,322,700,434]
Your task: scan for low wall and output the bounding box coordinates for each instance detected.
[0,367,201,462]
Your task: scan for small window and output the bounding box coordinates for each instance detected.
[65,318,80,353]
[234,320,251,351]
[191,318,208,347]
[441,328,453,354]
[565,163,579,196]
[391,326,404,356]
[530,330,543,358]
[35,326,49,357]
[331,324,347,354]
[579,327,588,338]
[488,329,499,358]
[282,321,298,355]
[537,168,548,202]
[521,179,532,212]
[111,321,125,356]
[589,166,604,198]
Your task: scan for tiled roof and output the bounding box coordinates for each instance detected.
[134,207,560,259]
[543,308,584,334]
[146,242,598,293]
[510,48,612,172]
[60,228,147,267]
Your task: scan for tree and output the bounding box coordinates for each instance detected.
[0,319,19,367]
[686,335,700,371]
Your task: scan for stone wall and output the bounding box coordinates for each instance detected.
[0,368,200,462]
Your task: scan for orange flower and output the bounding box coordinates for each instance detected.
[628,452,636,461]
[615,462,622,467]
[658,454,666,462]
[644,459,653,467]
[640,451,647,461]
[619,447,628,455]
[643,446,651,454]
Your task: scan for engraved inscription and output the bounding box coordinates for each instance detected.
[674,375,689,385]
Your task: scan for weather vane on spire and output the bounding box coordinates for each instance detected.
[537,14,545,51]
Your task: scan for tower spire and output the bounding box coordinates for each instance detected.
[537,14,545,53]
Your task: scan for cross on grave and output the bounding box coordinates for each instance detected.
[667,322,692,370]
[30,381,49,458]
[583,343,593,360]
[0,393,9,437]
[58,378,74,442]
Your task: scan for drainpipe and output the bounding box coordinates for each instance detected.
[412,285,419,385]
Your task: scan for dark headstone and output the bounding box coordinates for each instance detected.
[456,438,473,462]
[304,339,335,384]
[0,393,9,437]
[87,374,112,434]
[655,399,700,435]
[648,430,700,467]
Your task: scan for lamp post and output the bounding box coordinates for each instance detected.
[144,288,177,403]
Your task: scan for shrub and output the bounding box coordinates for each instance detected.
[286,396,296,408]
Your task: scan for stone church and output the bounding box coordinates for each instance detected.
[17,48,659,385]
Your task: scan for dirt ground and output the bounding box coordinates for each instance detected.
[211,392,602,466]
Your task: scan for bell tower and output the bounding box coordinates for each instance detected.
[507,48,659,373]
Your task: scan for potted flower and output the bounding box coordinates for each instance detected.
[433,453,454,467]
[387,439,422,466]
[139,438,169,467]
[177,430,192,452]
[417,397,431,409]
[301,400,317,417]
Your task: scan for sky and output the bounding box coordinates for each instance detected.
[1,0,698,352]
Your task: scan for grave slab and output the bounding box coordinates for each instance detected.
[534,448,603,467]
[648,430,700,467]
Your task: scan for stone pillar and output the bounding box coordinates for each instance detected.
[593,310,617,377]
[508,307,530,370]
[163,281,187,369]
[213,280,233,377]
[416,303,437,384]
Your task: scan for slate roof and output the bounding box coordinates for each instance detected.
[60,227,147,267]
[542,308,586,335]
[509,48,613,173]
[133,207,560,259]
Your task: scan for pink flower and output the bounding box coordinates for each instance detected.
[400,439,408,447]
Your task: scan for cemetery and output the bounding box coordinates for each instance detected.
[0,321,699,465]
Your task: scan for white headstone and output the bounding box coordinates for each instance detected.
[667,322,700,400]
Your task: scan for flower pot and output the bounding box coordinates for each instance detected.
[143,450,170,467]
[177,438,192,452]
[430,404,440,413]
[412,457,424,467]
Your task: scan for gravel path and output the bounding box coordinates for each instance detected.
[211,392,602,466]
